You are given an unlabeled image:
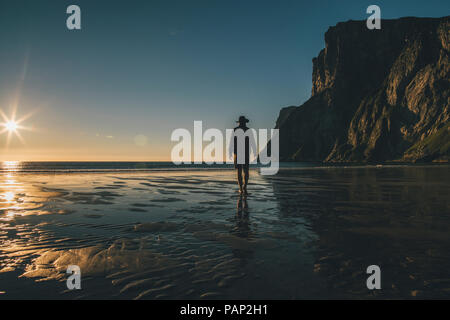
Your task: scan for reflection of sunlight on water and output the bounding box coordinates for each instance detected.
[5,178,16,184]
[3,191,15,202]
[0,172,70,222]
[0,172,58,221]
[2,161,20,172]
[1,174,20,209]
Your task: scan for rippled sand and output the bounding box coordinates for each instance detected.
[0,166,449,299]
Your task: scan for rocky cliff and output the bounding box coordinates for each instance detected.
[276,16,449,162]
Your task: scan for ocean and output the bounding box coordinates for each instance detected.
[1,161,441,173]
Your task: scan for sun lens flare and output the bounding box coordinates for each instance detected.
[0,108,34,146]
[5,121,18,132]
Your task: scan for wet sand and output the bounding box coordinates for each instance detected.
[0,166,449,299]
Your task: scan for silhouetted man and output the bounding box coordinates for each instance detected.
[229,116,256,195]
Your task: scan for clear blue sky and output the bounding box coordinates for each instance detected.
[0,0,448,160]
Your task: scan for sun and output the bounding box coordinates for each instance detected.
[0,108,34,146]
[5,121,18,132]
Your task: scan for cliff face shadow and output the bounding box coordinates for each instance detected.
[265,166,450,298]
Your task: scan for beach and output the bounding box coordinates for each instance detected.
[0,164,449,299]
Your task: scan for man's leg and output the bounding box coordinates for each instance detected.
[243,165,249,194]
[237,165,244,193]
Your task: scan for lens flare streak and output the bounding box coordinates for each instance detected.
[0,108,34,147]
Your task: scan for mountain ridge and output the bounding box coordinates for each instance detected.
[276,16,449,162]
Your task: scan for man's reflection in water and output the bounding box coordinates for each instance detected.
[234,195,250,238]
[229,195,254,263]
[227,195,254,265]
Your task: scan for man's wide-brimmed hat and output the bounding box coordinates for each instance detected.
[236,115,249,123]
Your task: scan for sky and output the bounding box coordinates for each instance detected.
[0,0,448,161]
